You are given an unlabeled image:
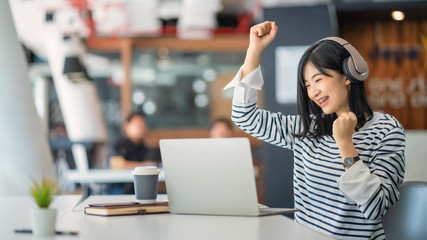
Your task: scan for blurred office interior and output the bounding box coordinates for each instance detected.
[1,0,427,207]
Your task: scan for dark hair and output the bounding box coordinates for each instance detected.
[126,111,146,123]
[294,40,373,139]
[210,117,233,130]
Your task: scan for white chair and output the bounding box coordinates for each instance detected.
[404,130,427,182]
[382,181,427,240]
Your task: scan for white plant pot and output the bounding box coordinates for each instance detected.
[30,208,57,236]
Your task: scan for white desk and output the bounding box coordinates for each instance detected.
[3,194,333,240]
[70,195,332,240]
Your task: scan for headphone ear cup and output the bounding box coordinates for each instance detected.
[343,56,357,83]
[343,55,369,82]
[318,36,369,81]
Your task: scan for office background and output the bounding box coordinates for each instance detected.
[2,0,427,207]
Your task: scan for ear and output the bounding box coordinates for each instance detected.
[345,79,351,85]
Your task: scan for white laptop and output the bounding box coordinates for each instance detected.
[159,137,298,216]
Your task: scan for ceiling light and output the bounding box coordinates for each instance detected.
[392,11,405,21]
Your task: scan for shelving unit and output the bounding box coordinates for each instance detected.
[84,35,262,146]
[86,35,249,124]
[87,35,250,52]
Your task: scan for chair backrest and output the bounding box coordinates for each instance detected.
[382,181,427,240]
[404,130,427,182]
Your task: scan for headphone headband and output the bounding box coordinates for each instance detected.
[317,37,369,82]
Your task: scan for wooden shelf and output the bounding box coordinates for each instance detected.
[85,35,249,120]
[87,35,249,52]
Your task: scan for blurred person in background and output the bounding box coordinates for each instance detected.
[209,117,234,138]
[110,111,160,169]
[109,111,161,194]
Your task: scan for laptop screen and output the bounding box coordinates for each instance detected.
[159,138,260,216]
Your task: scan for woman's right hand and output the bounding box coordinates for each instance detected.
[248,21,278,52]
[241,21,278,79]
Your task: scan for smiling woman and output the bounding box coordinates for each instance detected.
[296,38,373,139]
[224,21,405,240]
[304,63,349,114]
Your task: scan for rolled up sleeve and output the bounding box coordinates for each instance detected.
[337,161,381,205]
[223,65,263,105]
[337,126,405,220]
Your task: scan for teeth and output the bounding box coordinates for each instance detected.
[318,97,328,103]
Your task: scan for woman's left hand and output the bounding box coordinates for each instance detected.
[333,112,357,147]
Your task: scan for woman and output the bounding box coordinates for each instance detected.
[225,21,405,239]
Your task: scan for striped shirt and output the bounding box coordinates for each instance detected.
[225,66,405,240]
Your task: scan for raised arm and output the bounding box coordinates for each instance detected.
[227,21,302,150]
[241,21,278,79]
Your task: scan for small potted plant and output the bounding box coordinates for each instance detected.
[29,177,58,236]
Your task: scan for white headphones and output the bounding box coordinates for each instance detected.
[317,37,369,82]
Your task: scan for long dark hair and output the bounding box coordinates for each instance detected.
[294,40,373,139]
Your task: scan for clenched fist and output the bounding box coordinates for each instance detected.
[332,112,357,146]
[248,21,278,52]
[241,21,278,79]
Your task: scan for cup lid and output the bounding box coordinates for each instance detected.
[132,166,160,175]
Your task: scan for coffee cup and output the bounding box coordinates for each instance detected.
[132,166,160,203]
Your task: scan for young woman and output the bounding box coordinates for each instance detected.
[225,21,405,239]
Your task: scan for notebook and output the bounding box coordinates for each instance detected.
[159,137,298,216]
[84,202,169,216]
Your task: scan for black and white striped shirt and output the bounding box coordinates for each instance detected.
[225,66,405,240]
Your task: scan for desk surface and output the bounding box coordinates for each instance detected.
[3,194,333,240]
[0,194,82,240]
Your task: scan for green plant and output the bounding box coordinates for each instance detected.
[30,177,58,208]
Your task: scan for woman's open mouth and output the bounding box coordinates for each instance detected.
[317,96,329,107]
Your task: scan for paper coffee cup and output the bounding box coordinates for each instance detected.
[132,166,160,204]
